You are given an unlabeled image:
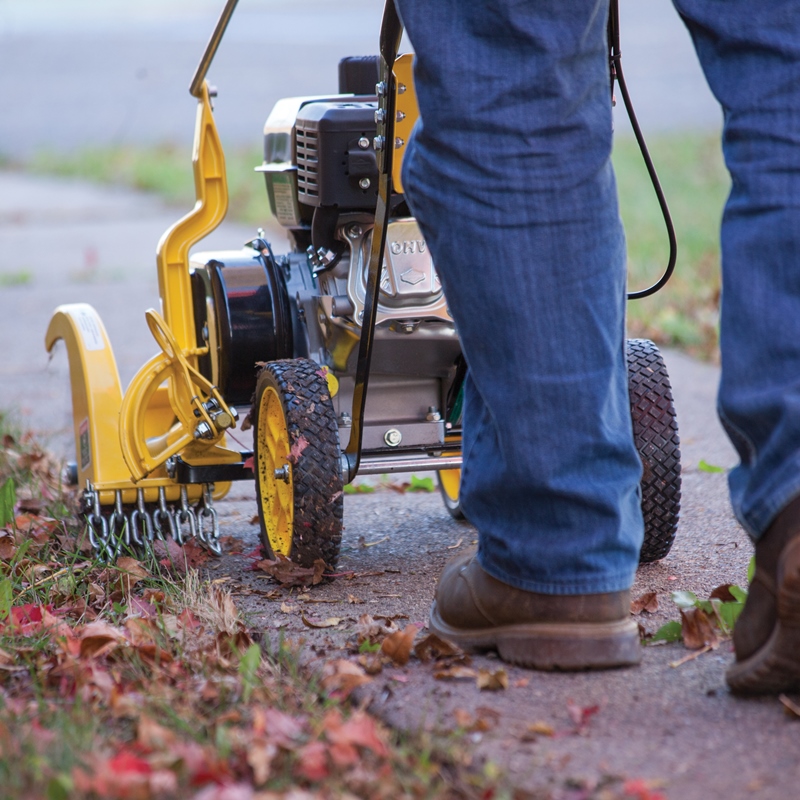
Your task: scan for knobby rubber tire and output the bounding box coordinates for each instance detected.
[437,469,466,521]
[252,358,343,568]
[626,338,682,563]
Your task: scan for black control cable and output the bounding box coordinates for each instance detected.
[608,0,678,300]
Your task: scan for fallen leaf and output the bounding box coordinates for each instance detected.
[434,665,478,681]
[301,614,344,629]
[709,584,738,603]
[321,659,372,698]
[514,677,531,688]
[477,668,509,691]
[295,740,328,782]
[280,603,298,614]
[347,594,363,604]
[323,709,389,757]
[566,699,601,734]
[631,591,659,614]
[415,633,463,663]
[524,721,555,739]
[680,607,719,649]
[256,555,327,587]
[380,624,419,666]
[288,435,309,464]
[79,620,128,659]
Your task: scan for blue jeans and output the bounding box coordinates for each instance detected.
[396,0,800,593]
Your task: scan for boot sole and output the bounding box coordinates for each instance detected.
[727,540,800,694]
[429,601,641,671]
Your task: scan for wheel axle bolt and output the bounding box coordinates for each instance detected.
[274,465,290,483]
[384,428,402,447]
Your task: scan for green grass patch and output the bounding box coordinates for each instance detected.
[29,143,272,230]
[615,131,729,360]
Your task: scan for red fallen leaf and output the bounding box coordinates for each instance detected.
[380,623,419,666]
[296,740,329,782]
[329,741,359,767]
[190,783,257,800]
[566,699,601,734]
[177,608,204,632]
[242,456,254,470]
[288,435,309,464]
[323,709,389,758]
[109,749,152,775]
[219,534,245,554]
[182,538,213,568]
[680,608,719,650]
[623,778,667,800]
[631,591,659,614]
[252,707,305,749]
[127,597,158,619]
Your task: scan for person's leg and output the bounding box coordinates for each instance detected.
[396,0,643,668]
[674,0,800,693]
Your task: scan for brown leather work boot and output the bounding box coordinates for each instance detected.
[428,551,641,671]
[727,496,800,694]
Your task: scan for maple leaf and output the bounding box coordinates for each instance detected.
[477,667,509,691]
[78,620,128,659]
[255,554,326,587]
[414,633,463,663]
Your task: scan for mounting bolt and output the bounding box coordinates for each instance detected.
[384,428,402,447]
[376,81,387,96]
[373,136,385,151]
[358,136,370,149]
[398,83,407,94]
[374,108,386,124]
[426,406,442,422]
[347,224,363,239]
[395,137,405,149]
[194,421,213,440]
[340,412,352,426]
[396,110,406,122]
[359,178,371,190]
[274,465,290,483]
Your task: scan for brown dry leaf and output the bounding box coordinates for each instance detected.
[525,721,555,738]
[280,603,298,614]
[323,709,389,758]
[301,614,344,629]
[380,624,419,666]
[247,739,278,785]
[680,607,720,650]
[115,556,150,594]
[79,620,128,659]
[710,584,738,603]
[0,533,16,561]
[181,539,214,568]
[434,665,478,681]
[355,613,399,646]
[414,633,463,663]
[138,715,179,749]
[477,667,509,691]
[256,555,327,587]
[347,594,363,604]
[321,658,372,697]
[779,694,800,719]
[219,534,246,554]
[631,591,659,614]
[357,653,384,675]
[453,707,500,732]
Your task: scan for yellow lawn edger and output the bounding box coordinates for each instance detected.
[47,0,681,567]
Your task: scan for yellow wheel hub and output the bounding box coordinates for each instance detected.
[257,385,293,556]
[438,468,461,502]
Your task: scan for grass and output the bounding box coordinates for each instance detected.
[0,413,507,799]
[23,130,729,360]
[614,131,729,359]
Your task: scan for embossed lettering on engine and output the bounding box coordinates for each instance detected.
[379,220,442,308]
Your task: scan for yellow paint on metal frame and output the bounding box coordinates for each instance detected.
[391,53,420,194]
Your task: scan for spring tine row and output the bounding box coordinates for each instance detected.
[82,483,221,561]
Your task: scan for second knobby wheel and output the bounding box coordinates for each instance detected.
[252,358,343,568]
[626,338,681,563]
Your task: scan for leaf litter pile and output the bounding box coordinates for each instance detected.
[0,421,501,799]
